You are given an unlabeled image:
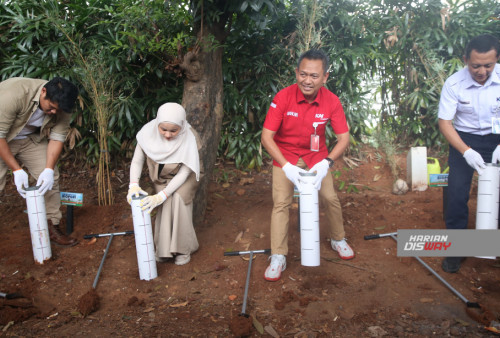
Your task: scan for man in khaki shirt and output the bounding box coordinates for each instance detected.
[0,77,79,246]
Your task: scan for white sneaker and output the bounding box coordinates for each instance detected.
[175,254,191,266]
[331,239,354,260]
[264,254,286,281]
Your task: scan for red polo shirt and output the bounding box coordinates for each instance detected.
[263,84,349,168]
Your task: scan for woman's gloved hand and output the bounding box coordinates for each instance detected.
[140,191,167,214]
[127,183,148,204]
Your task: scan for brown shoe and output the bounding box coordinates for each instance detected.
[48,221,78,247]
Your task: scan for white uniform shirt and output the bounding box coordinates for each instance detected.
[438,63,500,135]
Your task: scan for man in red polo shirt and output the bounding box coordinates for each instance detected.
[261,49,353,281]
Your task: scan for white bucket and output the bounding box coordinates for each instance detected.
[475,163,500,259]
[131,196,157,280]
[299,172,320,266]
[26,186,52,264]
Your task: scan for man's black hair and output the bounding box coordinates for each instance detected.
[43,77,79,113]
[465,34,500,60]
[297,49,329,75]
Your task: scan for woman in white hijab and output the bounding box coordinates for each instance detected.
[127,103,201,265]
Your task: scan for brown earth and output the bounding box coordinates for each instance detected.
[1,146,500,337]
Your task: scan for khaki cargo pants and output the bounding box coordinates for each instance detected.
[270,158,345,255]
[0,138,62,224]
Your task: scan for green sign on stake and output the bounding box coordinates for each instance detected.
[60,192,83,235]
[60,192,83,206]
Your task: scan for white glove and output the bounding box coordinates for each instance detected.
[140,191,167,214]
[492,145,500,164]
[36,168,54,195]
[282,162,307,192]
[127,183,148,204]
[308,159,330,190]
[463,148,486,175]
[13,169,29,198]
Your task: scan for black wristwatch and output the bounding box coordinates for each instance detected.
[325,157,334,168]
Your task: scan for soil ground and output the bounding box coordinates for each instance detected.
[1,146,500,337]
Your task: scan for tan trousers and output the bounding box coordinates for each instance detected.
[271,158,345,255]
[0,138,62,224]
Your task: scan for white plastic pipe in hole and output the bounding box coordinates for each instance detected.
[131,196,157,280]
[475,163,500,259]
[26,186,52,264]
[299,172,320,266]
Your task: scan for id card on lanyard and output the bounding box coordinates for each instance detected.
[493,97,500,134]
[310,122,324,152]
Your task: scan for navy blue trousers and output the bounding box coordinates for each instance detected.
[445,131,500,230]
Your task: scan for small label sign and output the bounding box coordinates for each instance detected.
[60,192,83,206]
[429,174,448,187]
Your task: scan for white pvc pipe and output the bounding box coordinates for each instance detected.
[25,186,51,264]
[299,172,320,266]
[475,163,500,259]
[131,196,157,280]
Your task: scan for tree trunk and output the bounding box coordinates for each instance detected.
[181,26,226,226]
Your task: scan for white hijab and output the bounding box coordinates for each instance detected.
[136,103,200,180]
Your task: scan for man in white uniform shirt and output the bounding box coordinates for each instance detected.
[438,34,500,273]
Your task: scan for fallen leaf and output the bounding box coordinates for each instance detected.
[239,177,254,185]
[86,237,97,245]
[143,307,155,312]
[374,166,380,169]
[419,298,433,303]
[373,174,382,182]
[234,231,244,243]
[228,295,237,301]
[374,225,386,230]
[252,316,264,334]
[169,301,188,308]
[264,324,280,338]
[485,326,500,334]
[454,318,470,326]
[2,321,14,332]
[241,254,256,261]
[236,189,246,196]
[222,183,230,188]
[46,312,58,319]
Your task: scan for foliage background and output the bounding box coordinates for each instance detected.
[1,0,499,170]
